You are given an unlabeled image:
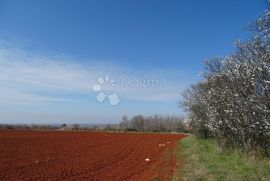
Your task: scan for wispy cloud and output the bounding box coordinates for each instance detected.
[0,44,197,105]
[0,47,102,104]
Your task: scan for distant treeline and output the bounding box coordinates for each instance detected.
[0,124,61,130]
[117,115,187,133]
[0,115,187,133]
[0,124,98,131]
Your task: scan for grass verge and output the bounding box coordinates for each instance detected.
[173,135,270,181]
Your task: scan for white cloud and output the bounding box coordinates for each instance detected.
[0,47,101,104]
[0,45,196,105]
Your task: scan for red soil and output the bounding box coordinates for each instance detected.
[0,130,185,181]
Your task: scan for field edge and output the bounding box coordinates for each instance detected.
[173,135,270,181]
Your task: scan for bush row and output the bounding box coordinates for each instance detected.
[181,11,270,156]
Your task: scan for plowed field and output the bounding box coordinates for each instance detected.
[0,130,185,181]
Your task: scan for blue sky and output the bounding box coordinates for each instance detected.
[0,0,266,124]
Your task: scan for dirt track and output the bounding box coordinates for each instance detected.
[0,130,185,181]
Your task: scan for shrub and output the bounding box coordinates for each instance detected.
[181,10,270,156]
